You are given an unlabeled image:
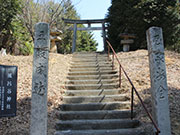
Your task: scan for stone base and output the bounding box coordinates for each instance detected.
[123,44,130,52]
[50,44,57,53]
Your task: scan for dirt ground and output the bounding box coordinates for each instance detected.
[0,50,179,135]
[115,50,180,135]
[0,53,72,135]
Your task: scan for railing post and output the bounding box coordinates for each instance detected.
[119,65,121,88]
[112,53,114,70]
[131,87,134,119]
[108,46,110,61]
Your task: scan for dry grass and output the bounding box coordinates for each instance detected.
[0,50,179,135]
[114,50,180,135]
[0,53,72,135]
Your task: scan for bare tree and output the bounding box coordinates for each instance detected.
[18,0,72,41]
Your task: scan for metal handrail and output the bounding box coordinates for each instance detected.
[106,40,160,135]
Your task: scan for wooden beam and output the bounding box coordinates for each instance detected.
[62,18,107,24]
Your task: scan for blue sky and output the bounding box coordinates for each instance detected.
[71,0,111,51]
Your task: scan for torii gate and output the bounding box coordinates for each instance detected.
[62,18,107,53]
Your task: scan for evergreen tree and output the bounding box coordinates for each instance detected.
[107,0,180,51]
[57,1,97,53]
[77,31,97,52]
[0,0,20,32]
[0,0,20,52]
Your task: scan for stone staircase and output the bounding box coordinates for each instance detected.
[55,52,145,135]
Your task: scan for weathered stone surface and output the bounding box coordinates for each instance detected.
[55,52,144,134]
[146,27,171,135]
[123,44,130,52]
[55,128,145,135]
[30,23,50,135]
[58,110,134,120]
[121,39,134,44]
[56,119,140,130]
[72,23,77,53]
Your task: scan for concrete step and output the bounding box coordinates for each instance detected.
[66,79,118,85]
[73,52,97,54]
[63,94,129,103]
[55,52,144,134]
[56,119,140,130]
[64,89,121,96]
[55,128,145,135]
[72,58,110,63]
[65,83,119,90]
[72,52,107,56]
[70,62,113,67]
[67,74,119,80]
[70,63,113,67]
[59,102,130,111]
[73,56,109,60]
[72,56,109,60]
[58,110,134,120]
[69,67,114,72]
[68,70,117,76]
[71,61,112,65]
[73,54,108,58]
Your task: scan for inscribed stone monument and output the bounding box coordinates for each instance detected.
[146,27,171,135]
[30,23,50,135]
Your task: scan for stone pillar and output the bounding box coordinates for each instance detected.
[72,23,77,53]
[146,27,171,135]
[30,23,50,135]
[102,22,106,52]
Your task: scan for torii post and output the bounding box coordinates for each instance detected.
[62,18,107,53]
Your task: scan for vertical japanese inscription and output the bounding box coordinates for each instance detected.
[147,27,171,135]
[6,72,13,110]
[154,52,164,65]
[0,87,1,108]
[32,81,45,96]
[36,50,47,59]
[0,65,17,117]
[35,63,47,77]
[32,23,49,96]
[153,66,166,82]
[152,28,162,46]
[30,23,50,135]
[1,87,4,111]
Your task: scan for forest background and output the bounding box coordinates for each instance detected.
[0,0,98,55]
[0,0,179,55]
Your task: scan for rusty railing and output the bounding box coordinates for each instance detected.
[106,40,160,135]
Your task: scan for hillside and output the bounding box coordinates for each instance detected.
[115,50,180,135]
[0,50,180,135]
